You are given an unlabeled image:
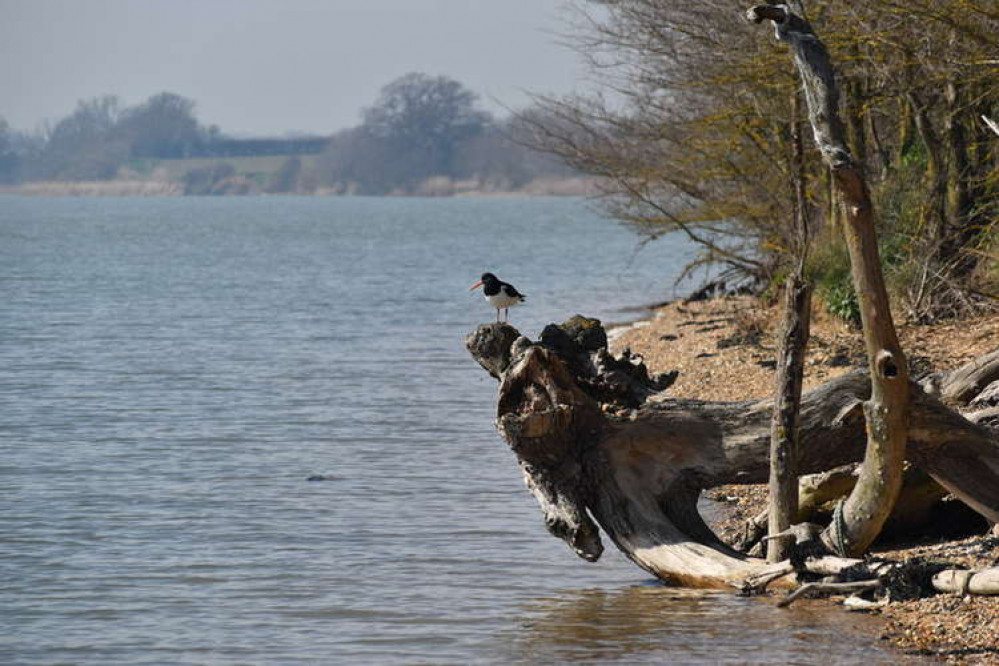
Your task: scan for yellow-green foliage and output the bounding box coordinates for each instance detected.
[541,0,999,301]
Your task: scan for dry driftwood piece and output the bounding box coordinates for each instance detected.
[927,349,999,405]
[932,568,999,596]
[777,579,881,608]
[466,318,999,587]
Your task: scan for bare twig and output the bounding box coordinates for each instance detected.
[777,579,881,608]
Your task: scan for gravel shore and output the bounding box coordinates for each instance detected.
[611,296,999,664]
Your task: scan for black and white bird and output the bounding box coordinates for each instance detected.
[469,272,526,322]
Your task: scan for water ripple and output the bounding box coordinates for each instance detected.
[0,196,915,665]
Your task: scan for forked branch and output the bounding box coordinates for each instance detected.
[749,1,910,557]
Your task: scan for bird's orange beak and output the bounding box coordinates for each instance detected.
[469,280,483,291]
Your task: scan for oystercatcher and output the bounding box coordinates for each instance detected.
[469,272,526,322]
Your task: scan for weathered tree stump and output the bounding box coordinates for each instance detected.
[467,317,999,587]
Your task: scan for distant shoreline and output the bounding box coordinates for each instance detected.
[0,176,599,198]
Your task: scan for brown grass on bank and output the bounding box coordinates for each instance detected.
[0,174,599,199]
[2,180,183,197]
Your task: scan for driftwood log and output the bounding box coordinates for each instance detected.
[466,317,999,588]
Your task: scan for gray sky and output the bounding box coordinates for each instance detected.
[1,0,589,136]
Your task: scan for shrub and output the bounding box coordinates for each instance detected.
[808,237,861,327]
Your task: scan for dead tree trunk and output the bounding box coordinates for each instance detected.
[768,89,812,563]
[467,319,999,587]
[768,276,811,562]
[748,2,910,557]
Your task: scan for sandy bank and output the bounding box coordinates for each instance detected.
[0,175,598,198]
[2,180,183,197]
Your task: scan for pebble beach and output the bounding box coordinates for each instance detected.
[612,296,999,663]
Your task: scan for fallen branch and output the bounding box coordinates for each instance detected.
[927,348,999,405]
[932,568,999,596]
[777,579,881,608]
[983,115,999,138]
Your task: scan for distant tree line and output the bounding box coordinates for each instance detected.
[0,75,574,195]
[0,92,330,184]
[2,93,205,182]
[315,72,574,195]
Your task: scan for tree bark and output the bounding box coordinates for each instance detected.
[768,88,812,563]
[945,78,971,238]
[896,96,914,166]
[747,2,910,557]
[866,107,890,180]
[845,64,868,171]
[466,320,999,587]
[767,277,811,562]
[908,91,949,243]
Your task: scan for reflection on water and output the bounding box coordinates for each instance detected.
[505,584,923,665]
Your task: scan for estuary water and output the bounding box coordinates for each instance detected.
[0,196,914,664]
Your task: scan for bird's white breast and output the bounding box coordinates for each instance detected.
[486,288,523,309]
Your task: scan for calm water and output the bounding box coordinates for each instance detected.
[1,196,914,664]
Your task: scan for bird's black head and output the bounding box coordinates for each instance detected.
[480,272,498,284]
